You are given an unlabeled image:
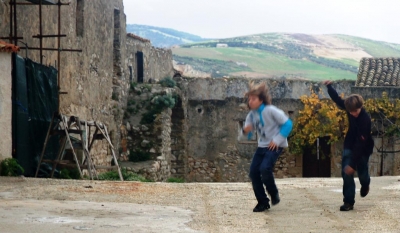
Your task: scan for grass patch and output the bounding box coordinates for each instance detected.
[59,168,81,179]
[335,35,400,57]
[166,177,185,183]
[98,169,152,182]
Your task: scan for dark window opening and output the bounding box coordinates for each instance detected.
[76,0,84,37]
[129,66,133,81]
[113,8,121,49]
[136,51,144,83]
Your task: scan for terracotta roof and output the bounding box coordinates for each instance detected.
[0,40,20,53]
[356,57,400,87]
[127,33,151,43]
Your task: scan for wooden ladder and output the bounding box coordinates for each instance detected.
[35,113,123,181]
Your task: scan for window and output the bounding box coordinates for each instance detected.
[76,0,84,37]
[129,66,133,81]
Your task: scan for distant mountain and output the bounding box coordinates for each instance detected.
[126,24,210,48]
[172,33,400,80]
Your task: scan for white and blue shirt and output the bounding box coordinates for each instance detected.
[244,104,292,148]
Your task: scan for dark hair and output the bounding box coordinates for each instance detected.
[344,94,364,112]
[244,81,272,105]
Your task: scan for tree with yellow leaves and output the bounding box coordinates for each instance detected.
[289,89,348,155]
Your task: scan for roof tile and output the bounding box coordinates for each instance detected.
[0,40,20,53]
[356,57,400,87]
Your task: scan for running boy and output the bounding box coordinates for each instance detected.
[322,80,374,211]
[239,81,292,212]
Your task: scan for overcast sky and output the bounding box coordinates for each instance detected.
[123,0,400,44]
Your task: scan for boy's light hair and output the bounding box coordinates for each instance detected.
[245,81,272,105]
[344,94,364,112]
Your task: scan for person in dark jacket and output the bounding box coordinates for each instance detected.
[323,80,374,211]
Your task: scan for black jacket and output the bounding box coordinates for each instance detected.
[327,85,374,169]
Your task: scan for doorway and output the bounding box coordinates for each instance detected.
[302,137,331,177]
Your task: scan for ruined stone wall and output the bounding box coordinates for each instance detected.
[0,1,127,166]
[177,77,355,182]
[118,83,185,181]
[177,77,400,181]
[0,52,12,160]
[126,36,174,84]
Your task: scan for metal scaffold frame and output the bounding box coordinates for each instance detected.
[1,0,82,111]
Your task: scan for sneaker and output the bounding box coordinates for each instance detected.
[271,193,280,205]
[253,202,270,212]
[360,186,369,197]
[340,203,354,211]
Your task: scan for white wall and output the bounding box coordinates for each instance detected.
[0,52,12,160]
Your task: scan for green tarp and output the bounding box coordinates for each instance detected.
[12,55,59,176]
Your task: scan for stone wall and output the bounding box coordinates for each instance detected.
[0,1,128,167]
[176,77,357,182]
[0,52,12,160]
[126,35,174,84]
[118,83,184,181]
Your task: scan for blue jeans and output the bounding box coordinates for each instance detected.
[342,149,371,205]
[249,147,283,204]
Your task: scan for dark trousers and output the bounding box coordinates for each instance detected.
[342,149,371,205]
[249,147,283,204]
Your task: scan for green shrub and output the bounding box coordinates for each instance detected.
[140,94,176,124]
[152,94,176,109]
[140,108,159,124]
[129,149,151,162]
[130,82,137,93]
[59,168,81,179]
[98,169,152,182]
[159,77,176,88]
[0,158,24,176]
[128,99,136,106]
[142,84,152,92]
[127,106,136,114]
[166,177,185,183]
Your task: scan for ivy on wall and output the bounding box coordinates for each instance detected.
[364,92,400,137]
[290,89,400,156]
[289,89,347,155]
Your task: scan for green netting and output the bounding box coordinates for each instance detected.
[12,55,59,176]
[12,54,30,175]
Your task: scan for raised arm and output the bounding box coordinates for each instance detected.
[323,80,346,110]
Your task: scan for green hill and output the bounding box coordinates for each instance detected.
[172,33,400,81]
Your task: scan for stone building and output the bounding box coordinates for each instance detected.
[0,1,174,175]
[125,33,174,85]
[0,41,19,161]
